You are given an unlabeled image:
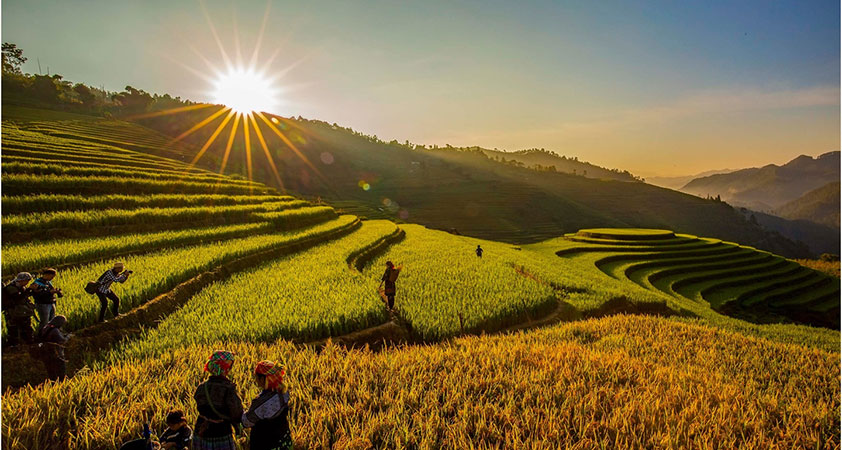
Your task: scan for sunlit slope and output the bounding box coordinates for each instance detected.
[556,228,840,328]
[4,315,838,449]
[0,121,357,336]
[115,106,826,257]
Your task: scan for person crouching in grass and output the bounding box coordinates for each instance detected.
[158,410,192,450]
[242,360,292,450]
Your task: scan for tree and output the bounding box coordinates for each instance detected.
[111,85,153,112]
[2,43,26,74]
[73,83,97,108]
[32,74,61,102]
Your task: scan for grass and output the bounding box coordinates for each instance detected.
[576,228,676,240]
[796,259,841,278]
[1,222,274,276]
[1,161,248,184]
[2,201,313,235]
[118,221,397,354]
[1,174,276,196]
[1,194,289,214]
[363,224,557,339]
[8,215,357,333]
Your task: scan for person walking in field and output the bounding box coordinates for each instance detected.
[31,268,63,331]
[36,314,69,381]
[379,261,400,311]
[96,262,132,322]
[193,350,244,450]
[242,360,292,450]
[476,245,484,258]
[2,272,36,346]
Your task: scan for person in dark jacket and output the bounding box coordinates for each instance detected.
[242,360,292,450]
[379,261,399,310]
[193,351,244,450]
[159,410,192,450]
[96,262,132,322]
[37,315,69,381]
[2,272,35,346]
[31,268,62,332]
[475,245,484,258]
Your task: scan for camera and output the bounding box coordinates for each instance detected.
[125,270,134,275]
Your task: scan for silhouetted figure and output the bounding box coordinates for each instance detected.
[379,261,399,310]
[193,351,243,450]
[96,262,132,322]
[31,268,62,332]
[37,315,69,381]
[243,360,292,450]
[476,245,484,258]
[2,272,35,346]
[159,410,192,450]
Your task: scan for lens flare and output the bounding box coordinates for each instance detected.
[211,68,278,114]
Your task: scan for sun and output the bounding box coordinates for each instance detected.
[211,68,278,114]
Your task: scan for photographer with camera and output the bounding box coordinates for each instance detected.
[31,268,63,332]
[2,272,36,346]
[96,262,132,322]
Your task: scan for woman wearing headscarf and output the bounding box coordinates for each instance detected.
[192,350,244,450]
[242,360,292,450]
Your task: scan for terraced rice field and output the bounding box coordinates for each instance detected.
[1,112,839,450]
[0,121,356,339]
[557,228,841,328]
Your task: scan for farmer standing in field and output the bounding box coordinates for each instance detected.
[193,350,244,450]
[242,360,293,450]
[31,268,62,331]
[2,272,36,346]
[96,262,132,322]
[379,261,400,311]
[476,245,484,258]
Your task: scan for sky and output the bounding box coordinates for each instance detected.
[2,0,839,177]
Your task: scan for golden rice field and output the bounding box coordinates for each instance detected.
[2,316,838,449]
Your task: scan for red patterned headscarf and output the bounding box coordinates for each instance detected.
[205,350,235,377]
[254,360,286,392]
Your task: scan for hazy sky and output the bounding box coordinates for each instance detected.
[3,0,839,176]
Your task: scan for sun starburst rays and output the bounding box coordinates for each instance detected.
[126,1,330,194]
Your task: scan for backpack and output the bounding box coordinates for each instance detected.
[84,271,109,295]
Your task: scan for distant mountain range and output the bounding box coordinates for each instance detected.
[681,152,840,212]
[646,169,735,190]
[774,182,840,229]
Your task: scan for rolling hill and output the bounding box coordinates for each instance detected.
[774,181,840,229]
[72,106,826,259]
[481,147,640,181]
[681,152,840,211]
[646,168,734,190]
